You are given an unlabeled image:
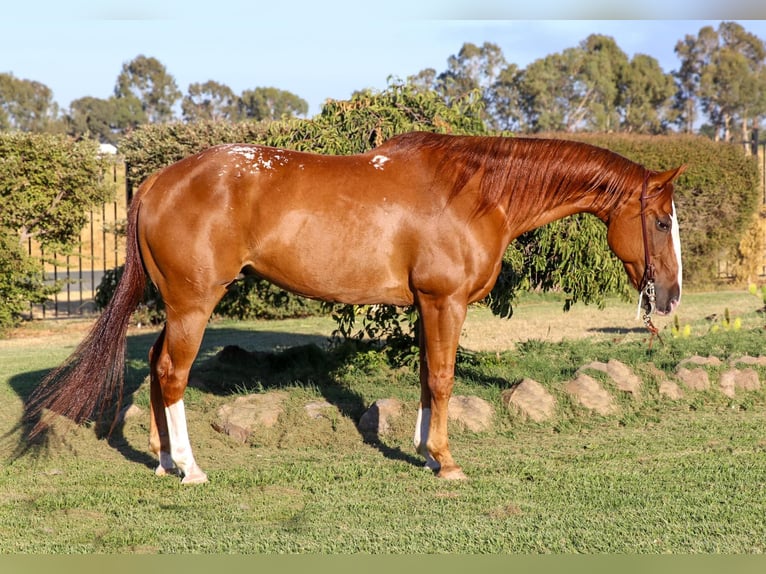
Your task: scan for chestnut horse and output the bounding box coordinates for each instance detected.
[27,132,684,483]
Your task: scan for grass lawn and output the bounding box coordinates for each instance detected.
[1,290,766,553]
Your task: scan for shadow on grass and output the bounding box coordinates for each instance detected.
[5,325,422,473]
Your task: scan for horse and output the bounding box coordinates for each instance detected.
[26,131,685,483]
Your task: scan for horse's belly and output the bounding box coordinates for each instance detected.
[250,214,414,306]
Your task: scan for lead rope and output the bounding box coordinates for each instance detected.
[637,171,663,349]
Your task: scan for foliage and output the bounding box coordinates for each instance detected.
[0,133,116,330]
[0,228,57,333]
[0,133,115,250]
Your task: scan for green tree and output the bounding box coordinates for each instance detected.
[0,73,61,133]
[182,80,239,122]
[618,54,677,133]
[66,95,145,145]
[239,87,308,121]
[114,55,181,123]
[518,47,589,132]
[676,22,766,141]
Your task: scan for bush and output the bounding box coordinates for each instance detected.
[0,133,115,331]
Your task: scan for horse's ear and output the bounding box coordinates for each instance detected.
[650,165,687,191]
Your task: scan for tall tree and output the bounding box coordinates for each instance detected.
[182,80,239,122]
[238,87,308,121]
[618,54,677,133]
[676,22,766,141]
[114,55,181,123]
[66,95,146,144]
[518,47,590,132]
[0,73,61,133]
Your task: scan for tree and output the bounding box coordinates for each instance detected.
[66,95,145,144]
[182,80,239,122]
[618,54,677,133]
[114,55,181,123]
[0,73,61,133]
[238,87,308,121]
[518,47,590,132]
[676,22,766,141]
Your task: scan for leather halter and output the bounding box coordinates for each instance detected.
[637,170,662,343]
[638,170,656,301]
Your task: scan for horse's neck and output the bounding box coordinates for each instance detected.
[504,165,616,237]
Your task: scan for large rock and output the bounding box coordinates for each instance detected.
[502,378,556,422]
[358,398,403,436]
[448,395,494,432]
[565,374,617,415]
[213,391,287,443]
[676,367,710,391]
[718,368,760,398]
[579,359,641,397]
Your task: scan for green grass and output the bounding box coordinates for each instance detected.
[2,291,766,553]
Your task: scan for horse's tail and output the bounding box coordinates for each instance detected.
[26,176,155,436]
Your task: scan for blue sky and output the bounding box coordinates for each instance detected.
[3,1,766,116]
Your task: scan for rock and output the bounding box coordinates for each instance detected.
[676,367,710,391]
[502,378,556,422]
[659,380,684,400]
[117,403,143,423]
[358,398,403,435]
[678,355,722,367]
[565,374,617,415]
[448,395,494,432]
[719,368,760,398]
[213,392,287,443]
[579,359,641,397]
[304,400,336,420]
[731,355,766,367]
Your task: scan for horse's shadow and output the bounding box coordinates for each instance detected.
[6,326,423,474]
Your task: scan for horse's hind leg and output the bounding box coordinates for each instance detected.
[148,325,175,476]
[149,304,219,484]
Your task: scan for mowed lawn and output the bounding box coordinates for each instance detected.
[1,290,766,553]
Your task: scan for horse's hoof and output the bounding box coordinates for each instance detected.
[437,466,468,480]
[181,469,208,485]
[155,464,178,477]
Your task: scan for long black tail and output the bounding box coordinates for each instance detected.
[25,193,147,436]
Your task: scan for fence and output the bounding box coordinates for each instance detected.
[27,162,127,319]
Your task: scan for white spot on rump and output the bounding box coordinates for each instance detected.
[371,155,391,170]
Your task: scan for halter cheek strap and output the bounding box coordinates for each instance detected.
[636,170,662,344]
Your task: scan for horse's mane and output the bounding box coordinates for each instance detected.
[380,132,647,220]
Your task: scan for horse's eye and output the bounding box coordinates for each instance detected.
[656,219,671,232]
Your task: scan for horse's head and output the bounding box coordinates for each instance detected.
[607,165,686,317]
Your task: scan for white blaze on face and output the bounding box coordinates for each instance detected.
[670,200,682,304]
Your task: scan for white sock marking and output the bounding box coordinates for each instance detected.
[165,400,201,479]
[413,406,440,471]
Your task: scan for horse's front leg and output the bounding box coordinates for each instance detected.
[413,294,468,480]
